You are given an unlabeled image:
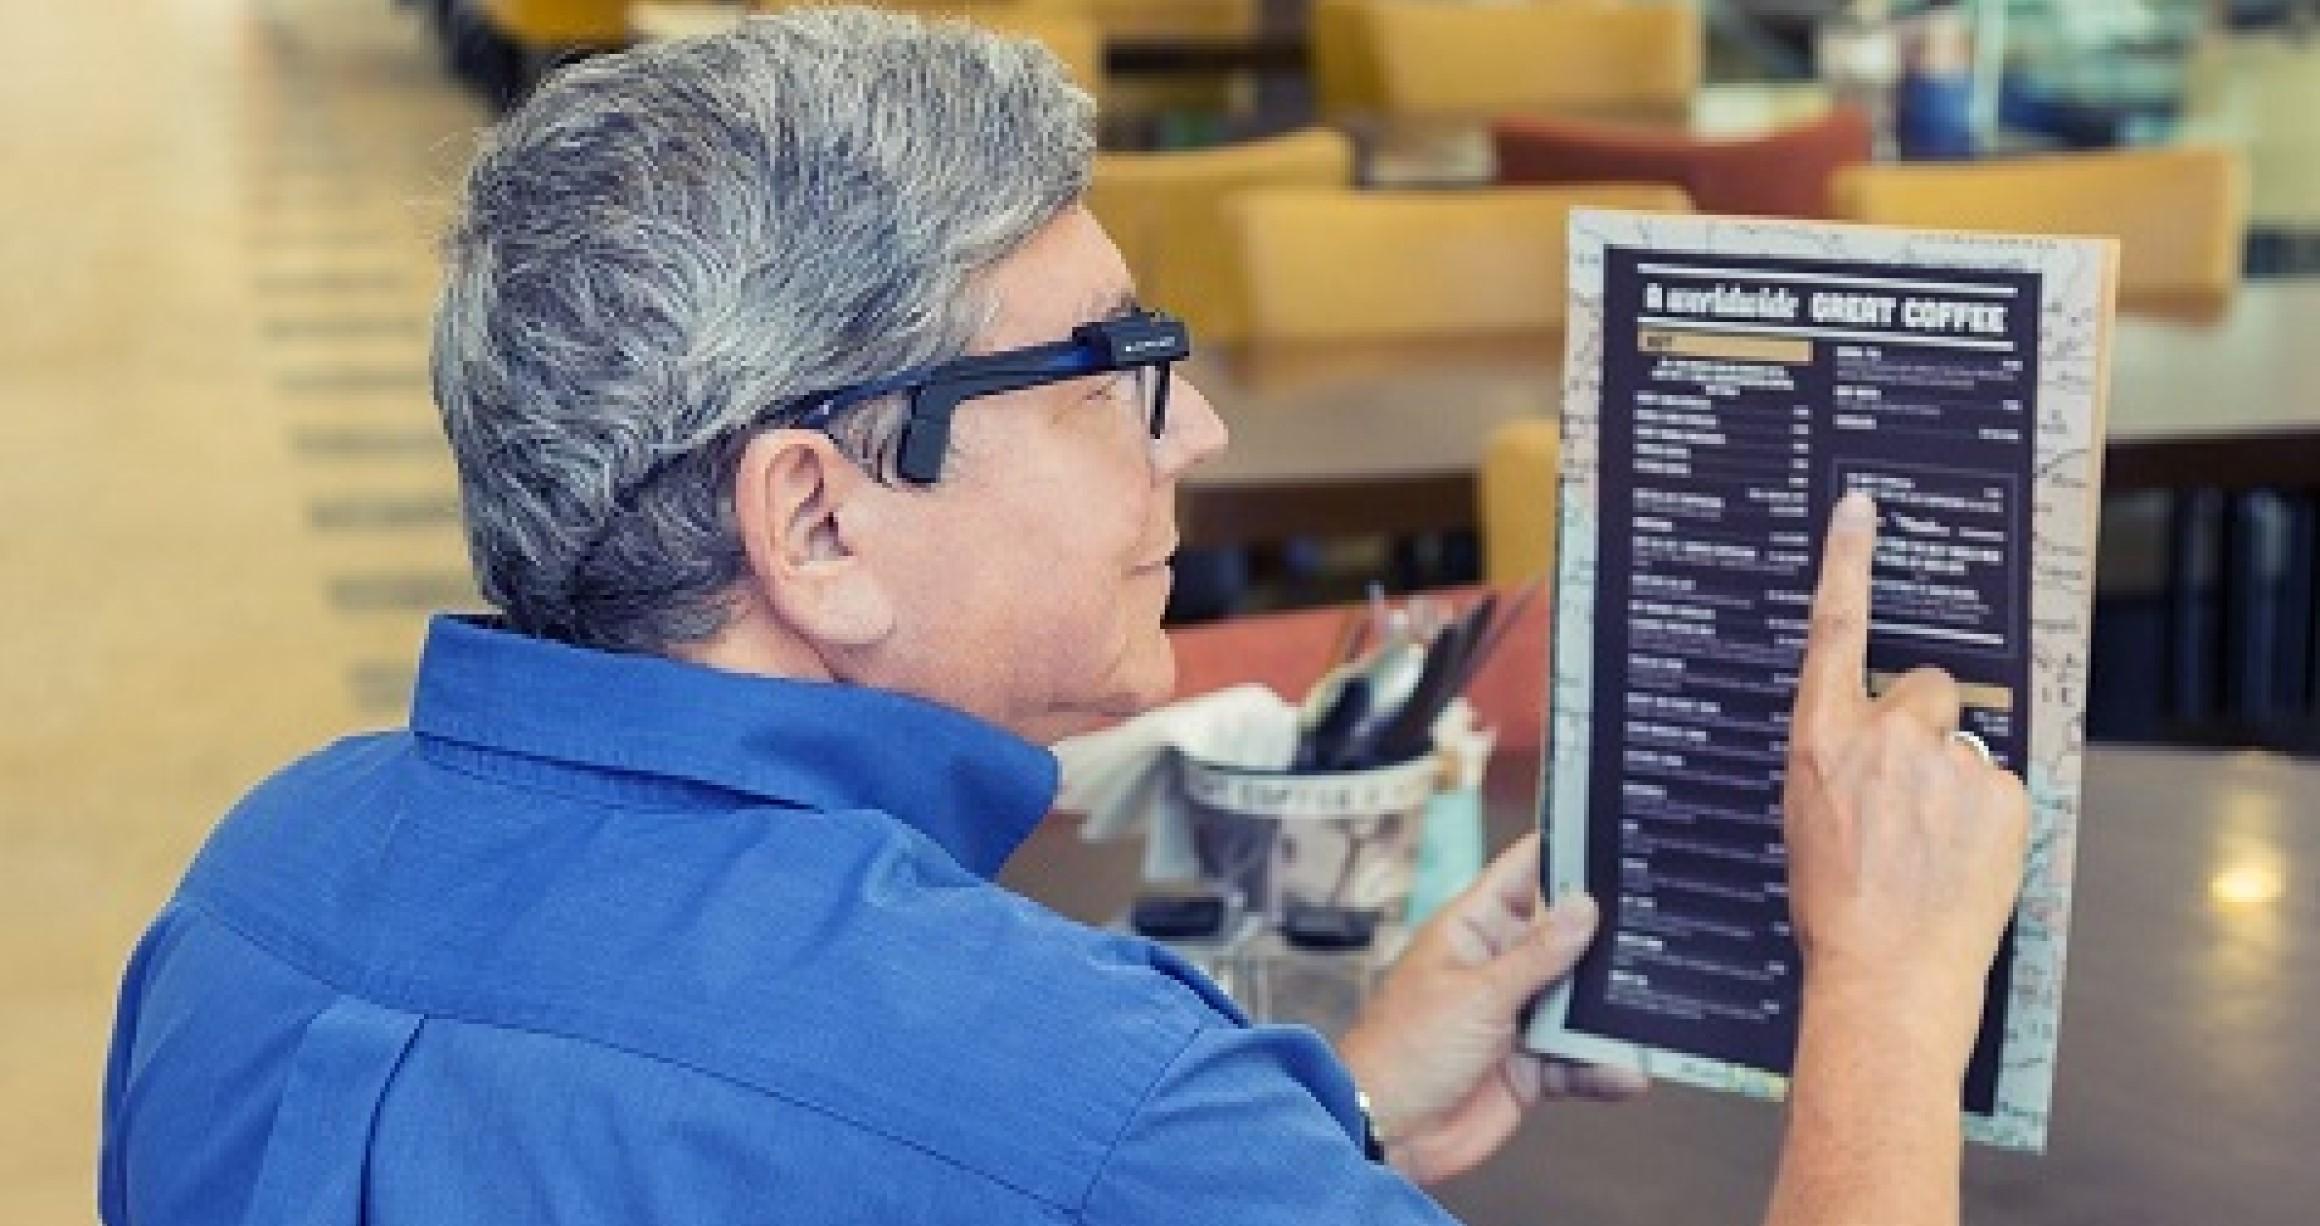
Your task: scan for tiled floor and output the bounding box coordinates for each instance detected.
[0,0,479,1216]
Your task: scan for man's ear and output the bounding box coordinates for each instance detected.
[730,430,896,649]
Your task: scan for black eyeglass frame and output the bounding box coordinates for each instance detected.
[784,308,1192,484]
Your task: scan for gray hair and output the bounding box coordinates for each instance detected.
[431,6,1095,652]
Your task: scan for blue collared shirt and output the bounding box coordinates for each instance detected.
[102,616,1451,1224]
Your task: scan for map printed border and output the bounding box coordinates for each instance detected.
[1523,209,2117,1152]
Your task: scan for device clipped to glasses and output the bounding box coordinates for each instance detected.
[788,308,1192,484]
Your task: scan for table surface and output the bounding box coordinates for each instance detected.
[1180,279,2320,545]
[1009,606,2320,1224]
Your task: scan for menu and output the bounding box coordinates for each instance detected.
[1523,211,2116,1152]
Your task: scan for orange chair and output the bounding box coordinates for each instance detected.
[1493,108,1874,219]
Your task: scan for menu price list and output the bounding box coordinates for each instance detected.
[1565,247,2039,1111]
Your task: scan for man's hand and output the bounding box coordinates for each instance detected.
[1765,491,2031,1226]
[1337,834,1646,1186]
[1781,490,2030,1059]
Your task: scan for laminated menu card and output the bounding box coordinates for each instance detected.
[1523,209,2117,1151]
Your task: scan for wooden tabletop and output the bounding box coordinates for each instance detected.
[1180,279,2320,547]
[1007,606,2320,1225]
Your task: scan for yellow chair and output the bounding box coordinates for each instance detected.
[1351,0,1704,125]
[1310,0,1384,122]
[1829,147,2249,320]
[1087,129,1357,345]
[1077,0,1259,41]
[482,0,631,48]
[1480,419,1560,584]
[1227,184,1692,343]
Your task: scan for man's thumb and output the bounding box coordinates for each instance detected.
[1487,891,1599,1004]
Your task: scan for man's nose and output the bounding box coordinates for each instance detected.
[1155,371,1228,478]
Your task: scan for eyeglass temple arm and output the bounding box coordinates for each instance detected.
[896,364,1079,484]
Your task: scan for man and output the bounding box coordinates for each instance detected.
[101,9,2026,1224]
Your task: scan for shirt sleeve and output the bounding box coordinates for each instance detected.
[1079,1023,1460,1226]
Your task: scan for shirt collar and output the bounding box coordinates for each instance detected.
[408,615,1060,879]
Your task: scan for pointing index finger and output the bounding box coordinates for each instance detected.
[1795,491,1877,739]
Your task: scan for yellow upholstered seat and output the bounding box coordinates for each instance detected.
[1076,0,1259,41]
[1349,0,1703,125]
[1087,129,1357,345]
[482,0,631,47]
[1226,183,1692,343]
[1310,0,1384,123]
[1481,419,1561,584]
[1829,147,2249,320]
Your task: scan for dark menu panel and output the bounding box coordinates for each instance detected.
[1566,247,2039,1113]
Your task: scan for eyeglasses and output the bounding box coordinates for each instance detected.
[784,307,1191,484]
[578,309,1192,584]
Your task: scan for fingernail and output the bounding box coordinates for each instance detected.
[1833,491,1875,532]
[1551,890,1599,935]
